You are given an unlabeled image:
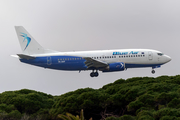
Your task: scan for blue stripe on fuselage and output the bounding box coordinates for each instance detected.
[125,63,162,68]
[20,56,88,70]
[20,56,163,71]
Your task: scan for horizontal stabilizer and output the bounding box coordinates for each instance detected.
[17,54,36,60]
[11,55,19,58]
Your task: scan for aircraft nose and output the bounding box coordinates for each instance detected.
[164,55,171,63]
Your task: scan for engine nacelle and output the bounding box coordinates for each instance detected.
[103,62,125,72]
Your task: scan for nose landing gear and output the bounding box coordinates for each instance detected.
[90,70,99,77]
[151,69,155,74]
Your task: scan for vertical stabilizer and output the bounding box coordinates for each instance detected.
[15,26,45,55]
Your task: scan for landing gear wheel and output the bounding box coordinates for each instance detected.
[90,72,94,77]
[152,70,155,74]
[94,72,99,77]
[90,70,99,77]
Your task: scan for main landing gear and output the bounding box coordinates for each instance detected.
[151,69,155,74]
[90,70,99,77]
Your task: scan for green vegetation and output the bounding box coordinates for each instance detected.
[0,75,180,119]
[58,109,88,120]
[0,89,54,119]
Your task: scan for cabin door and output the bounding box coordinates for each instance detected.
[47,57,52,65]
[148,51,153,60]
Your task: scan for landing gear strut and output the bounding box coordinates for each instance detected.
[90,70,99,77]
[151,69,155,74]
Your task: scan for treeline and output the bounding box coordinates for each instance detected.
[1,75,180,120]
[0,89,55,120]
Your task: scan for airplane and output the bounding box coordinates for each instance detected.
[12,26,171,77]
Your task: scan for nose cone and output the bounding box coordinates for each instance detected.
[164,55,171,63]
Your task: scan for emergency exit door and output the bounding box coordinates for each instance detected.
[47,57,52,65]
[148,51,153,60]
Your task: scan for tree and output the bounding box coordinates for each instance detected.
[58,109,85,120]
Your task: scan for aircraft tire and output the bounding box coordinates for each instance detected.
[94,72,99,77]
[90,72,94,77]
[152,70,155,74]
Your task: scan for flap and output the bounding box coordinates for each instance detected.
[83,57,108,69]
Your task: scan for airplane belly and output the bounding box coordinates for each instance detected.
[46,56,87,71]
[20,56,87,71]
[125,63,162,68]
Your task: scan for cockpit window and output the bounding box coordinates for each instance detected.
[157,53,164,56]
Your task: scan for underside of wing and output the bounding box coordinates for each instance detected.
[83,57,108,69]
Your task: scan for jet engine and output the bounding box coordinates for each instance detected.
[103,62,125,72]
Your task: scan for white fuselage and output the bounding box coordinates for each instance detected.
[14,26,172,77]
[29,49,171,70]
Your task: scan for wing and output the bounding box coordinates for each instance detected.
[83,57,108,69]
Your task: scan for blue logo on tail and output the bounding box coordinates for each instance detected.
[20,33,31,50]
